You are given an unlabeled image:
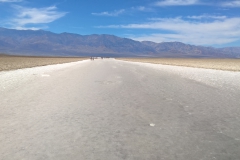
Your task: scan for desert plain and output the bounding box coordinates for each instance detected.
[1,55,240,72]
[0,54,86,71]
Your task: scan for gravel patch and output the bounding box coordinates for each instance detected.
[0,56,87,71]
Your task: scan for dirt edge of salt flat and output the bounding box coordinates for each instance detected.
[118,60,240,91]
[0,60,89,92]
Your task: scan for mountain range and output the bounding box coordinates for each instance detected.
[0,27,239,58]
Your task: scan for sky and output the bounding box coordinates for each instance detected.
[0,0,240,47]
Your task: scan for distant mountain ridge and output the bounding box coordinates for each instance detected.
[0,27,239,58]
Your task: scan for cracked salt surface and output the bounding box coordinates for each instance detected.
[120,60,240,91]
[0,60,89,92]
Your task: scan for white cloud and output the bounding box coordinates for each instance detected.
[155,0,199,6]
[14,26,44,30]
[91,6,153,17]
[131,6,154,12]
[135,6,146,11]
[98,16,240,45]
[0,0,22,2]
[9,5,67,30]
[92,9,125,16]
[221,0,240,7]
[187,15,227,19]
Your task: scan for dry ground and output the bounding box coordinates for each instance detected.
[0,55,87,71]
[118,58,240,72]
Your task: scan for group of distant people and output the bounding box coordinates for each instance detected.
[90,57,105,61]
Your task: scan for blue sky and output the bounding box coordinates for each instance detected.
[0,0,240,47]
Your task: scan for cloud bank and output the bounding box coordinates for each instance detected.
[221,0,240,7]
[155,0,199,6]
[0,0,22,2]
[92,9,125,16]
[98,16,240,45]
[8,5,67,30]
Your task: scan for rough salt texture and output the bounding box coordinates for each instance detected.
[119,58,240,72]
[119,60,240,92]
[0,60,89,92]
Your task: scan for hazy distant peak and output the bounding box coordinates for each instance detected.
[0,28,239,58]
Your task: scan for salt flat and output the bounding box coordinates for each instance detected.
[1,59,240,160]
[119,60,240,92]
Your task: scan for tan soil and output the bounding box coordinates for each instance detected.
[118,58,240,72]
[0,55,87,71]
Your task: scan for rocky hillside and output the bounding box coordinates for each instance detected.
[0,27,239,58]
